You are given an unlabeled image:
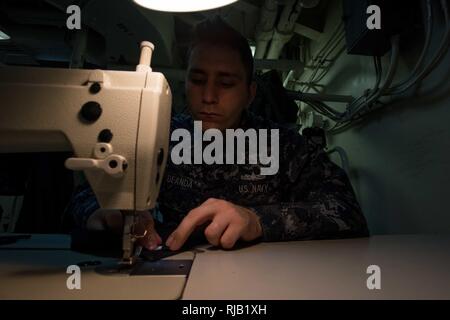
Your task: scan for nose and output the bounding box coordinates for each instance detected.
[202,80,218,105]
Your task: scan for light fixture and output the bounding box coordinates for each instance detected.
[250,45,256,57]
[0,30,10,41]
[133,0,239,12]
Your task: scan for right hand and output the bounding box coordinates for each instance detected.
[87,209,162,250]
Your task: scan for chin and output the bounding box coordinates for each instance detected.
[201,121,222,131]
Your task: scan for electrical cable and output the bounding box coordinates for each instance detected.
[297,0,449,134]
[387,0,449,95]
[387,0,433,92]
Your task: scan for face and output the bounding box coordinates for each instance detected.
[185,43,256,131]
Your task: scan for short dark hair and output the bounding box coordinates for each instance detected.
[187,16,254,85]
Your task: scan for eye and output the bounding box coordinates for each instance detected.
[220,81,235,88]
[189,76,206,85]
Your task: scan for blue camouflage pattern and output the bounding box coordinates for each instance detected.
[67,110,369,242]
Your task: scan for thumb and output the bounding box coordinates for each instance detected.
[134,211,162,250]
[139,229,162,250]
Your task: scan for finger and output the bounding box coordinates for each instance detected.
[132,211,154,236]
[204,214,231,247]
[166,202,218,250]
[204,197,218,205]
[139,229,162,250]
[132,211,161,250]
[219,223,243,249]
[142,216,162,250]
[103,210,124,234]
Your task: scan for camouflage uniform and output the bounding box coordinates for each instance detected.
[68,111,369,242]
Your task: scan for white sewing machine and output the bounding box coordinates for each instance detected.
[0,41,172,265]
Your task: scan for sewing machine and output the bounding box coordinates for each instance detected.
[0,41,172,265]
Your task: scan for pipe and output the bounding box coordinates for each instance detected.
[254,0,278,59]
[287,90,354,103]
[283,70,294,87]
[266,0,303,60]
[327,147,350,174]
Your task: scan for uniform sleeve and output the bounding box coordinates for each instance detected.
[65,182,100,229]
[251,135,369,242]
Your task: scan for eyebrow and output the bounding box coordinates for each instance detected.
[188,68,242,80]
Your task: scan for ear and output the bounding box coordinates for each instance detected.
[247,81,257,106]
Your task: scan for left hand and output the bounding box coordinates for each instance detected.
[87,209,162,250]
[165,198,263,250]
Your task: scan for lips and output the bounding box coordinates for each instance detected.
[199,112,221,120]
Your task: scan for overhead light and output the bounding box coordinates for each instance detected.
[133,0,239,12]
[250,45,255,57]
[0,30,10,41]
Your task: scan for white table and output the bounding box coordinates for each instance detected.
[0,233,193,300]
[183,234,450,299]
[1,233,449,299]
